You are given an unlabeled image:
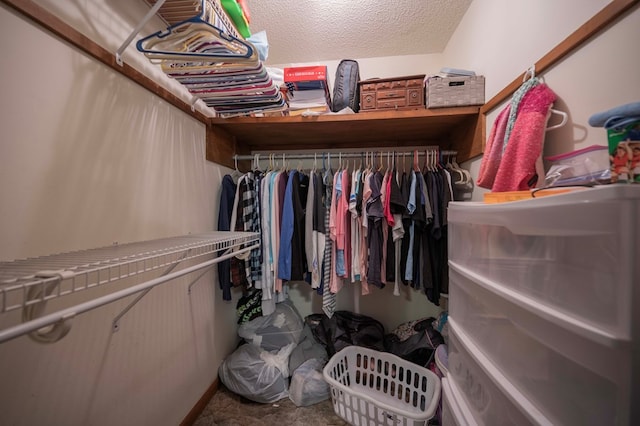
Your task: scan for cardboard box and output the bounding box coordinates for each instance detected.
[284,65,329,89]
[607,120,640,183]
[483,187,589,203]
[283,65,332,112]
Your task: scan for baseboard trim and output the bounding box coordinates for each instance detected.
[180,377,219,426]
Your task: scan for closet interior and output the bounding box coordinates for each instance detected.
[1,0,639,425]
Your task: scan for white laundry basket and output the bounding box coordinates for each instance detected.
[323,345,441,426]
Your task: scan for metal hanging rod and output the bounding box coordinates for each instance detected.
[232,148,458,162]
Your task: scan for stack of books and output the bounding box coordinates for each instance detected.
[284,65,332,115]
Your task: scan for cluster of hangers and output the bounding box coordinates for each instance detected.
[522,65,568,131]
[232,149,472,185]
[136,0,285,116]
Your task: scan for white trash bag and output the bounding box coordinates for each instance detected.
[238,300,304,351]
[219,342,295,404]
[289,358,330,407]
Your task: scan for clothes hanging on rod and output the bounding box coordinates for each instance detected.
[218,149,463,315]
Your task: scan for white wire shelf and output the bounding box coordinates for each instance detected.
[0,231,260,343]
[0,231,257,314]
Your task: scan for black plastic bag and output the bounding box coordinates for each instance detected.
[306,311,385,357]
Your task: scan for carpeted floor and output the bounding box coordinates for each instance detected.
[193,383,348,426]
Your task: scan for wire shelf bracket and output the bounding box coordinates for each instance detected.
[116,0,168,66]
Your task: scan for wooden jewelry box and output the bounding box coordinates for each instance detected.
[358,75,426,112]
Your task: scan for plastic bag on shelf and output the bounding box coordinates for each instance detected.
[544,145,611,187]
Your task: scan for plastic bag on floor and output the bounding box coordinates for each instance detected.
[238,300,304,351]
[219,342,295,404]
[289,321,328,374]
[289,358,330,407]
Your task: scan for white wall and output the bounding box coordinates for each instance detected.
[0,2,237,425]
[1,0,638,424]
[442,0,640,200]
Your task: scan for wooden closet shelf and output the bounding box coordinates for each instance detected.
[207,106,484,167]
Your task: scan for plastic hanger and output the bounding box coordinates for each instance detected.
[136,16,257,63]
[253,153,262,172]
[523,65,536,82]
[413,150,420,172]
[231,155,242,182]
[449,152,471,184]
[546,108,568,131]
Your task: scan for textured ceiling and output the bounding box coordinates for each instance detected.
[245,0,473,66]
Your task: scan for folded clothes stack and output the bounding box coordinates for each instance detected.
[588,101,640,130]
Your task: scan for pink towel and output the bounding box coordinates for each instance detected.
[477,104,511,189]
[492,84,557,192]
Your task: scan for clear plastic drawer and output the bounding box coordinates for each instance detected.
[449,268,632,425]
[448,323,546,425]
[448,185,640,338]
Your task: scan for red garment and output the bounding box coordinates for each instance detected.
[383,169,394,226]
[492,84,557,192]
[477,104,511,189]
[342,169,351,280]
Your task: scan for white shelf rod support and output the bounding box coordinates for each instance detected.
[111,248,191,332]
[115,0,168,66]
[184,246,235,294]
[0,242,259,344]
[186,267,213,294]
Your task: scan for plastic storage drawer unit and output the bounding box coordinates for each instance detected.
[449,265,629,425]
[448,186,640,338]
[442,377,478,426]
[447,322,548,425]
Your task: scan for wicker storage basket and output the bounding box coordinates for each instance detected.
[426,75,485,108]
[323,346,441,426]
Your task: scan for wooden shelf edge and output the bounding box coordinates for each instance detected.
[209,106,480,126]
[205,106,484,165]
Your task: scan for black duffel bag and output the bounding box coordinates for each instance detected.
[306,311,385,357]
